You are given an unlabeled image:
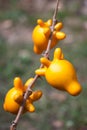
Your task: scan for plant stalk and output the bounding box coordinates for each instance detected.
[10,0,60,129]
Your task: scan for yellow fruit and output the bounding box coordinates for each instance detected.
[35,48,82,96]
[32,19,66,54]
[3,77,24,114]
[3,77,42,114]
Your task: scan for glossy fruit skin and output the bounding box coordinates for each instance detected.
[45,59,82,96]
[3,77,42,114]
[32,19,66,54]
[3,88,23,114]
[35,48,82,96]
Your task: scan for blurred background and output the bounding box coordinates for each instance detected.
[0,0,87,130]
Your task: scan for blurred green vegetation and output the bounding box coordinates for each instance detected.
[0,0,87,130]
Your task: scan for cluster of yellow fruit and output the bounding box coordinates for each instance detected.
[3,19,82,115]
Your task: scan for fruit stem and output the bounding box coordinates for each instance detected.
[10,0,60,130]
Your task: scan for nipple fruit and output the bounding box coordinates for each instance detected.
[32,19,66,54]
[35,48,82,96]
[3,77,42,114]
